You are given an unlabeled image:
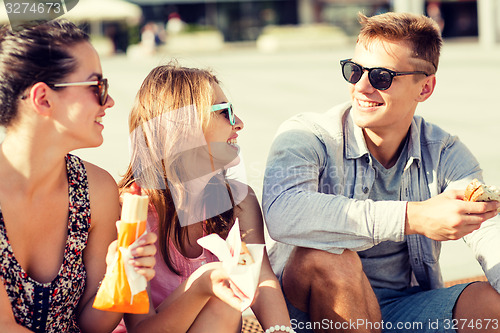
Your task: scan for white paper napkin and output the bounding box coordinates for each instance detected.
[197,219,264,311]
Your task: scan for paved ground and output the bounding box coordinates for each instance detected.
[73,38,500,282]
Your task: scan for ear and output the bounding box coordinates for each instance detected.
[415,74,436,102]
[28,82,54,116]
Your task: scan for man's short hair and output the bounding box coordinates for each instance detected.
[357,12,442,74]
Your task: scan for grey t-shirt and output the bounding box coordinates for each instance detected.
[358,143,412,290]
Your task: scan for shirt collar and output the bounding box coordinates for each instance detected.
[344,107,421,168]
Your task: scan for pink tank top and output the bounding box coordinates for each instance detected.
[113,206,218,332]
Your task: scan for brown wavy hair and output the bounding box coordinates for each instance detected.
[357,12,442,75]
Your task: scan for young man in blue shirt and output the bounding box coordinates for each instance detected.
[263,12,500,333]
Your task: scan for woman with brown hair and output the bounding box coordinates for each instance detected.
[0,20,156,332]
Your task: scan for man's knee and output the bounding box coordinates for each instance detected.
[455,282,500,320]
[286,247,364,290]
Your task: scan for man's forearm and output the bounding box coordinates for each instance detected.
[265,191,406,252]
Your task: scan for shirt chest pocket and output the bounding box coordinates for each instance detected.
[421,236,441,264]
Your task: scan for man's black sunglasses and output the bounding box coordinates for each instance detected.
[51,78,109,106]
[340,59,430,91]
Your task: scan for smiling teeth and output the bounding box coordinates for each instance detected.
[227,138,238,145]
[359,100,382,107]
[96,117,103,124]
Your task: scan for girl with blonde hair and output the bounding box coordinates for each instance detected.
[116,64,293,332]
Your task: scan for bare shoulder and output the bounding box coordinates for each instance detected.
[82,161,120,230]
[83,161,118,193]
[235,184,261,216]
[238,185,258,205]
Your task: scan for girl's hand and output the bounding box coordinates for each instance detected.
[130,232,157,281]
[105,240,118,267]
[105,232,158,281]
[192,262,243,310]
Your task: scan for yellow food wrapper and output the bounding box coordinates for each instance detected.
[93,220,149,313]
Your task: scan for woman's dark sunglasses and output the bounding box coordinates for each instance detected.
[52,78,109,106]
[340,59,430,91]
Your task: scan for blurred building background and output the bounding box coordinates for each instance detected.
[121,0,499,51]
[128,0,483,40]
[0,0,498,53]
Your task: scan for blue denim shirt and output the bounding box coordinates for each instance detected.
[263,102,500,292]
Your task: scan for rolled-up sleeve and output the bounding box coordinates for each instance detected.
[464,219,500,293]
[438,135,500,293]
[262,125,406,254]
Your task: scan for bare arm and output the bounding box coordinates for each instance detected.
[76,162,157,332]
[237,186,291,330]
[76,162,122,332]
[124,262,242,333]
[0,281,33,332]
[123,185,287,332]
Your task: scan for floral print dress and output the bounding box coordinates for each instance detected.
[0,154,90,332]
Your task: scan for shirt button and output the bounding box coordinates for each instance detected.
[365,156,370,163]
[363,187,369,194]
